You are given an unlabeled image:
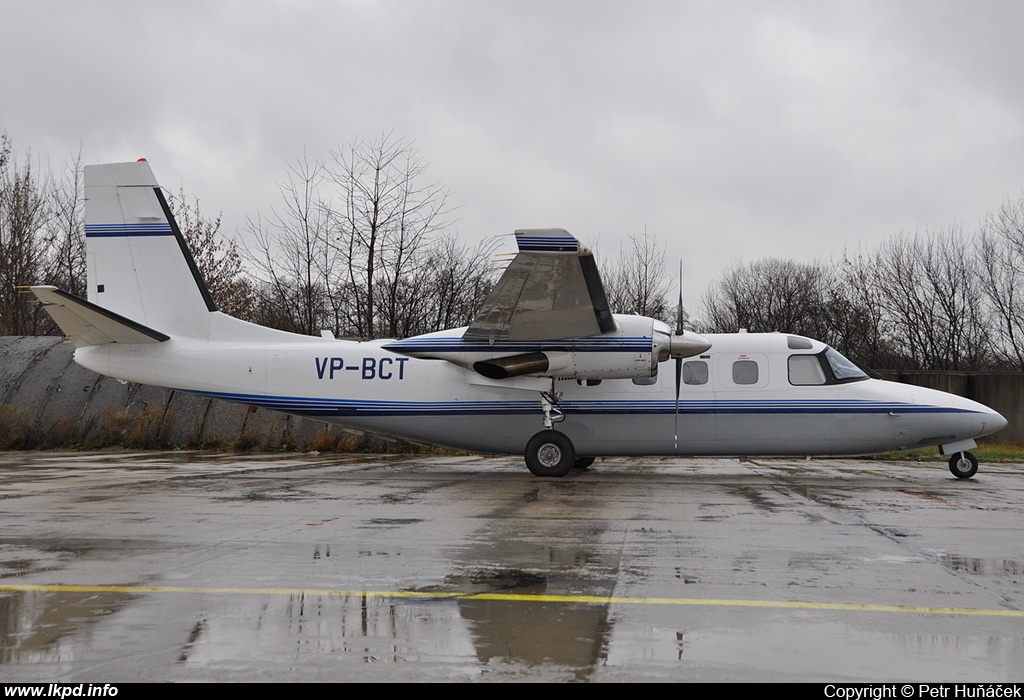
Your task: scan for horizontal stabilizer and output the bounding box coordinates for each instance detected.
[30,286,169,347]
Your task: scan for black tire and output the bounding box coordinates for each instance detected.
[525,431,575,477]
[948,451,979,479]
[573,457,596,470]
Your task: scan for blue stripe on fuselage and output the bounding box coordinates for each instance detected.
[179,391,977,418]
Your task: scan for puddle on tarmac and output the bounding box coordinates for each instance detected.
[4,589,1021,681]
[0,590,137,665]
[938,554,1022,578]
[603,615,1024,681]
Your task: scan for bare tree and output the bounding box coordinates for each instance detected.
[327,133,455,338]
[601,230,673,323]
[167,188,254,320]
[701,232,992,372]
[414,234,497,336]
[0,135,52,335]
[43,147,86,297]
[827,251,893,368]
[701,257,832,338]
[871,230,990,371]
[241,139,465,339]
[244,155,331,335]
[978,192,1024,370]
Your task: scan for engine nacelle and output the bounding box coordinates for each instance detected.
[383,315,711,381]
[474,347,654,380]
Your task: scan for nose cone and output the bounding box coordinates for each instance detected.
[669,330,712,358]
[952,391,1009,438]
[986,408,1009,437]
[901,384,1009,444]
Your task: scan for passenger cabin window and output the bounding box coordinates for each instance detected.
[683,360,708,385]
[788,355,826,385]
[632,376,658,386]
[732,360,759,385]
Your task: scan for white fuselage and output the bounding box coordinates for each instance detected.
[73,321,1005,459]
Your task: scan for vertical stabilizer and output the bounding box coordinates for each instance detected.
[86,160,214,338]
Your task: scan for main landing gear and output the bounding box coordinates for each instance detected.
[524,387,594,477]
[523,430,594,476]
[948,451,979,479]
[523,386,575,477]
[525,430,575,477]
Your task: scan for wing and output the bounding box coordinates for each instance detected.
[462,229,615,342]
[383,228,711,382]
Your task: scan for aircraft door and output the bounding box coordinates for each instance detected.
[714,353,774,452]
[674,356,716,454]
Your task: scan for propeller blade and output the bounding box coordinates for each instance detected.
[676,261,684,335]
[675,261,683,451]
[674,355,682,451]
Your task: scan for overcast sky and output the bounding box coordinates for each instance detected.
[4,0,1024,318]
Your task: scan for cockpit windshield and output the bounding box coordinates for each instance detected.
[824,347,869,383]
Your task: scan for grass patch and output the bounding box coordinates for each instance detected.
[870,443,1024,463]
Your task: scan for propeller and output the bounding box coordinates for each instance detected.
[675,262,683,451]
[655,261,710,451]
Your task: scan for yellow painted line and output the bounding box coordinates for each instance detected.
[1,584,1021,618]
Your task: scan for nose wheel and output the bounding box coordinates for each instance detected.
[525,430,575,477]
[948,451,978,479]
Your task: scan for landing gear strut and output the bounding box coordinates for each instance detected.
[948,451,979,479]
[525,430,575,477]
[539,390,564,429]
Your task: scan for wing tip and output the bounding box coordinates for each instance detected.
[514,228,580,253]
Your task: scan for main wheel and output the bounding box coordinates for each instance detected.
[948,451,978,479]
[573,457,596,470]
[525,431,575,477]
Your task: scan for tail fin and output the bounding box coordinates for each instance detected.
[85,160,214,338]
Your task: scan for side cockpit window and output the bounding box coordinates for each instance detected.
[825,347,869,383]
[788,348,869,385]
[788,355,827,385]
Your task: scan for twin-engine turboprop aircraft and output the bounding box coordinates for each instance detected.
[31,161,1006,478]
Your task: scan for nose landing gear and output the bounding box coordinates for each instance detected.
[948,451,979,479]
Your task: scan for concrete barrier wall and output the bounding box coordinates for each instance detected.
[2,337,1021,449]
[0,337,355,450]
[898,371,971,397]
[969,373,1024,444]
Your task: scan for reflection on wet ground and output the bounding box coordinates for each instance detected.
[1,590,136,666]
[0,452,1022,681]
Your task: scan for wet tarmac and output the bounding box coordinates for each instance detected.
[0,451,1022,682]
